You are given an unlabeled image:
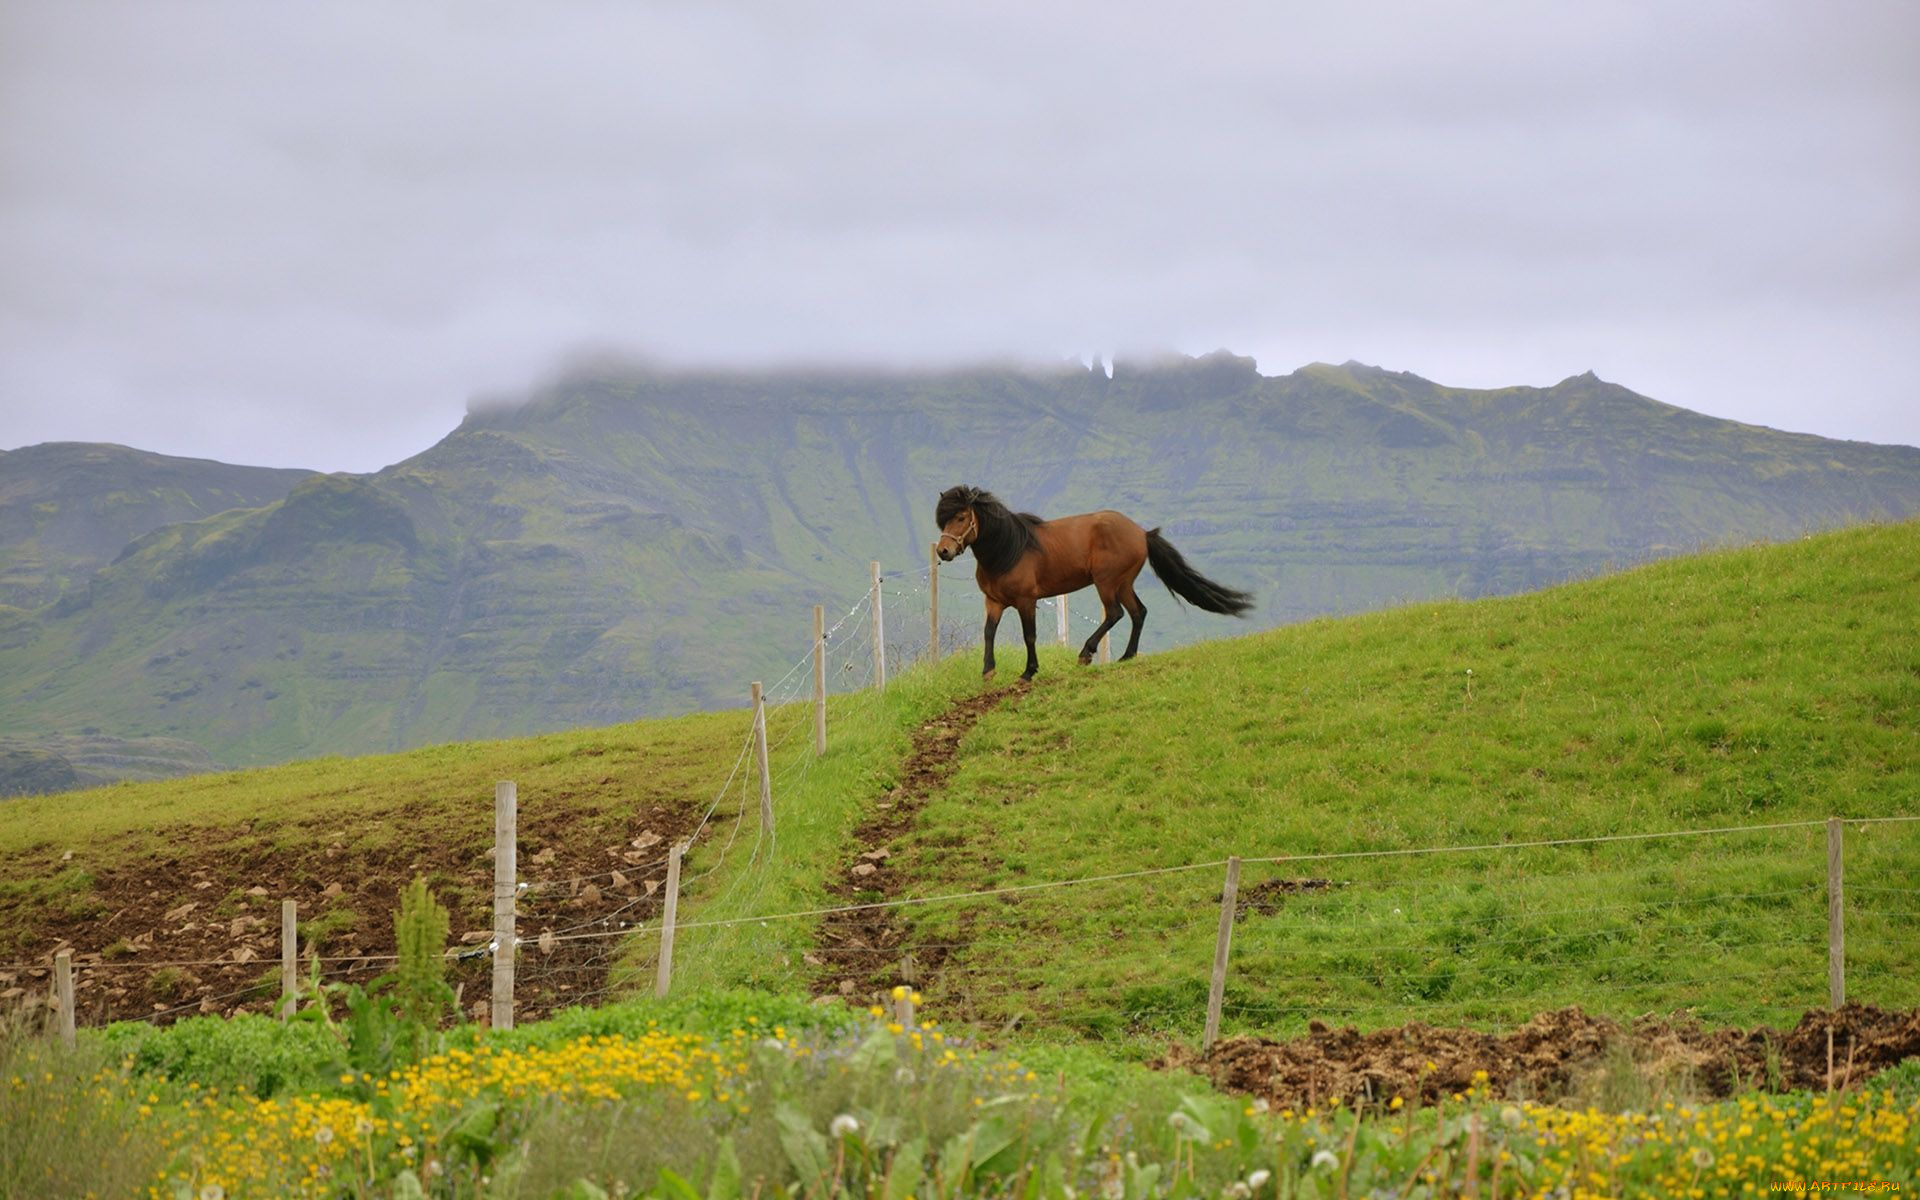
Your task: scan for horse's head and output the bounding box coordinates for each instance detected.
[934,485,983,561]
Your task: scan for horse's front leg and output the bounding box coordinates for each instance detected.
[1017,602,1039,681]
[981,600,1005,681]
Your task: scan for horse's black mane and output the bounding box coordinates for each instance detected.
[935,485,1043,576]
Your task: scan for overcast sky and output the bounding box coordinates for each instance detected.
[2,2,1915,472]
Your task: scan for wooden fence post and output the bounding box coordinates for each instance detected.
[1204,856,1241,1050]
[1828,817,1845,1009]
[1099,632,1111,664]
[492,781,517,1031]
[813,604,827,757]
[280,899,298,1019]
[54,949,75,1047]
[656,841,684,998]
[871,561,886,688]
[929,542,940,663]
[1056,594,1068,645]
[752,681,773,836]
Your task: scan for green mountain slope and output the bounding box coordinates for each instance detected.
[3,355,1917,779]
[0,442,314,609]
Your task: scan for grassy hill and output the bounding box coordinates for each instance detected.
[3,520,1914,1047]
[4,355,1918,783]
[671,519,1920,1043]
[897,521,1919,1041]
[0,634,976,1022]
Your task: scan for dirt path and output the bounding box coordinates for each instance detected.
[1163,1003,1920,1106]
[810,683,1026,1007]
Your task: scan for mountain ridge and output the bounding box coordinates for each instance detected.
[4,355,1917,793]
[0,442,315,611]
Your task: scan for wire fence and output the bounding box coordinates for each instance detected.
[5,543,1915,1051]
[516,813,1917,1043]
[11,786,1915,1040]
[4,550,1006,1031]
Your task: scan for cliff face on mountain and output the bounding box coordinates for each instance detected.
[5,355,1916,787]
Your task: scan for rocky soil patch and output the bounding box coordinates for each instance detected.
[1164,1003,1920,1107]
[1,802,701,1027]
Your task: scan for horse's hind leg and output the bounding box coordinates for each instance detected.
[1119,585,1147,660]
[1080,590,1125,665]
[1017,601,1040,680]
[981,600,1005,681]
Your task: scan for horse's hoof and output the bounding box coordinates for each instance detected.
[1077,653,1093,666]
[1020,671,1037,682]
[982,670,995,682]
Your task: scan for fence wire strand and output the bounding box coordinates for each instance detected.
[7,541,1915,1036]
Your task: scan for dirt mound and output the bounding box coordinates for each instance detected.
[1164,1004,1920,1107]
[1235,877,1335,918]
[812,683,1025,1006]
[0,801,700,1028]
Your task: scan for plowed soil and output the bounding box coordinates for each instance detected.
[0,801,699,1027]
[1163,1003,1920,1107]
[811,683,1026,1006]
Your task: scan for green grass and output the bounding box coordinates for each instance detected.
[639,658,986,995]
[5,521,1919,1197]
[848,521,1920,1044]
[0,1018,172,1199]
[0,715,709,862]
[5,521,1916,1049]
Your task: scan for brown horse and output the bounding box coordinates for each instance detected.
[935,485,1254,680]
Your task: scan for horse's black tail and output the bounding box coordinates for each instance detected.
[1144,529,1255,616]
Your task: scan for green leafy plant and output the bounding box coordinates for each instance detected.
[102,1012,338,1099]
[289,875,462,1082]
[390,875,458,1053]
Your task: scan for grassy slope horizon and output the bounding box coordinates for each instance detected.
[6,354,1920,785]
[877,519,1920,1043]
[3,519,1916,1044]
